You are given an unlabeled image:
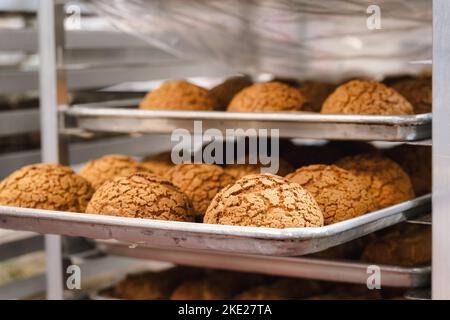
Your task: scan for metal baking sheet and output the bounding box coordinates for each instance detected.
[98,242,431,288]
[404,289,431,300]
[64,100,432,141]
[0,194,430,256]
[407,213,432,225]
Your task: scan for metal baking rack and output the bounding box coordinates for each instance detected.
[0,0,447,300]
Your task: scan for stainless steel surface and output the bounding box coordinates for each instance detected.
[0,63,235,95]
[407,213,432,225]
[100,242,431,288]
[0,0,38,13]
[0,109,40,136]
[38,0,65,300]
[66,101,431,141]
[0,29,154,52]
[0,231,43,261]
[0,195,430,256]
[433,0,450,300]
[0,274,46,300]
[405,139,432,146]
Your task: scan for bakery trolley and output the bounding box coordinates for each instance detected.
[0,0,448,300]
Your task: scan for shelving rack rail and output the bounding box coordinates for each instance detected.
[14,0,450,299]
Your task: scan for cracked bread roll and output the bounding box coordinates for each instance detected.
[170,278,229,300]
[79,154,150,190]
[86,172,195,222]
[227,82,305,112]
[0,163,94,212]
[361,224,431,267]
[113,267,200,300]
[321,80,414,115]
[165,164,235,216]
[235,278,323,300]
[336,154,415,209]
[204,174,324,228]
[286,165,376,225]
[170,271,264,300]
[386,145,431,196]
[139,80,216,111]
[391,76,432,114]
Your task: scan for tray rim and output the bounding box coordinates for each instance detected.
[64,102,432,126]
[0,194,430,241]
[100,240,432,276]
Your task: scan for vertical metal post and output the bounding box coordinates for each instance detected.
[38,0,69,300]
[432,0,450,300]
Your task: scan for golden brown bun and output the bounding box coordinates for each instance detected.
[79,154,150,190]
[391,76,432,114]
[0,163,93,212]
[139,80,216,111]
[114,268,200,300]
[235,278,324,300]
[165,164,235,216]
[86,172,195,222]
[361,224,431,267]
[321,80,414,115]
[170,279,229,300]
[286,165,376,225]
[228,82,305,112]
[171,271,264,300]
[386,145,431,196]
[336,154,415,209]
[204,174,324,228]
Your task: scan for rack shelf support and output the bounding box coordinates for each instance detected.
[38,0,69,300]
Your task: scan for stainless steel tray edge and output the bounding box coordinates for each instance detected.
[0,195,430,256]
[99,241,431,288]
[64,102,432,141]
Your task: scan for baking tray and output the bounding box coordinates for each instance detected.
[0,194,430,256]
[64,100,432,141]
[407,213,432,225]
[98,242,431,288]
[404,289,431,300]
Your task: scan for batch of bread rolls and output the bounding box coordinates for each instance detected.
[0,144,430,229]
[0,74,431,299]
